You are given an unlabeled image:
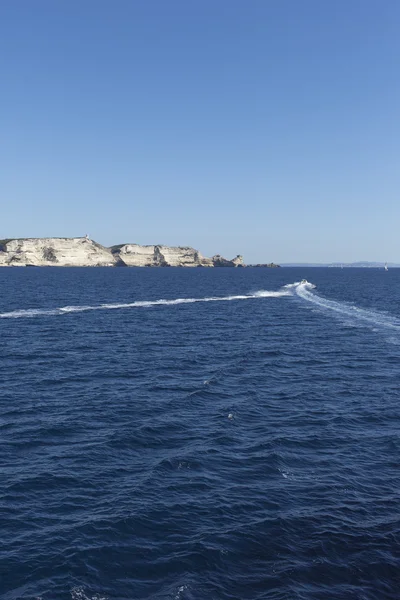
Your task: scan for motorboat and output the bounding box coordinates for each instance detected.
[300,279,316,288]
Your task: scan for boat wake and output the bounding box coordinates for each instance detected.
[294,281,400,331]
[1,281,399,332]
[0,289,291,319]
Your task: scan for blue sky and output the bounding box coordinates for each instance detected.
[1,0,399,263]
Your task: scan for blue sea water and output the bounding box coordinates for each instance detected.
[1,267,399,600]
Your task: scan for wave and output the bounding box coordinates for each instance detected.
[294,281,400,331]
[0,289,291,319]
[3,280,398,331]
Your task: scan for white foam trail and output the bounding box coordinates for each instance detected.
[294,281,400,331]
[4,281,398,330]
[0,289,291,319]
[254,290,292,298]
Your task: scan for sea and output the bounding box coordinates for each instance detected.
[1,267,399,600]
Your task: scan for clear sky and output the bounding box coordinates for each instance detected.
[1,0,399,263]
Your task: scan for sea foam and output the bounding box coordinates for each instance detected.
[0,289,290,319]
[295,281,400,331]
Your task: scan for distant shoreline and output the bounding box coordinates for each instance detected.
[281,263,396,268]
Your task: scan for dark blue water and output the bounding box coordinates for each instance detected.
[1,267,399,600]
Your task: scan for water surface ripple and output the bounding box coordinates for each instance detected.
[1,267,399,600]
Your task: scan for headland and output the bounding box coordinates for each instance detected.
[0,237,249,268]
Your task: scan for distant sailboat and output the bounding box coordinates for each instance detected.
[384,262,388,271]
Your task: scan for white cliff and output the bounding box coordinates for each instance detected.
[0,238,115,267]
[0,238,245,267]
[112,244,214,267]
[113,244,156,267]
[212,254,244,267]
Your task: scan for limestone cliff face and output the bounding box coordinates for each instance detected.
[212,254,244,267]
[0,238,244,267]
[112,244,214,267]
[0,238,115,267]
[112,244,155,267]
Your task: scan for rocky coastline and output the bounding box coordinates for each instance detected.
[0,237,249,268]
[247,263,280,268]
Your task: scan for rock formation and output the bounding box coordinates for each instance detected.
[0,238,246,268]
[110,244,215,267]
[248,263,280,268]
[0,238,115,267]
[212,254,244,267]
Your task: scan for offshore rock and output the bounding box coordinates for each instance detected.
[249,263,280,268]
